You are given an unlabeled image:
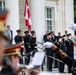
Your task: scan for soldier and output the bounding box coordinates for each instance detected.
[0,10,11,75]
[3,42,25,75]
[63,30,68,37]
[4,42,39,75]
[0,10,25,75]
[56,32,62,41]
[14,29,23,64]
[30,30,37,57]
[23,31,31,65]
[43,42,76,75]
[51,31,57,43]
[63,30,68,41]
[65,33,74,73]
[43,31,49,42]
[14,29,22,44]
[55,36,67,72]
[45,32,54,71]
[65,33,74,58]
[54,33,62,68]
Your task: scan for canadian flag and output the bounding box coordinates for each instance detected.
[24,0,32,31]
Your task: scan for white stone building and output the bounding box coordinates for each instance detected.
[0,0,74,43]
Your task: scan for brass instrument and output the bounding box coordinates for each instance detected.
[58,49,68,58]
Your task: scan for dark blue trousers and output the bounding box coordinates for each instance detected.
[25,48,31,65]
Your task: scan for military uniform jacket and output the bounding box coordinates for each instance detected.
[14,35,22,43]
[23,35,31,49]
[30,36,37,51]
[55,41,67,53]
[56,36,62,41]
[45,38,53,55]
[43,34,47,42]
[65,39,74,58]
[51,34,57,43]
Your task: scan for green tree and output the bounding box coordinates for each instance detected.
[74,0,76,35]
[74,0,76,23]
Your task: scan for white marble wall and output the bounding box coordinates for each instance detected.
[5,0,20,43]
[55,0,74,35]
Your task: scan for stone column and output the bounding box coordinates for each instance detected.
[30,0,45,43]
[65,0,74,35]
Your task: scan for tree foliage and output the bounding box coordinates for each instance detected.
[74,0,76,23]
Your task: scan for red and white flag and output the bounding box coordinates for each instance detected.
[24,0,32,31]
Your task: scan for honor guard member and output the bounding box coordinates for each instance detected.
[0,9,12,75]
[43,42,76,75]
[51,31,57,43]
[4,42,26,75]
[63,30,68,37]
[23,31,31,65]
[55,36,67,73]
[14,29,23,64]
[14,29,22,44]
[65,33,74,58]
[4,43,39,75]
[56,32,62,41]
[30,30,37,57]
[65,33,74,73]
[43,31,49,42]
[63,30,68,41]
[45,32,54,71]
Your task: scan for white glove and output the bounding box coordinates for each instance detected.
[21,45,24,48]
[25,64,34,69]
[43,42,53,48]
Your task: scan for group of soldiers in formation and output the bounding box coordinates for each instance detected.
[5,24,37,65]
[0,9,76,75]
[14,29,37,65]
[43,30,74,73]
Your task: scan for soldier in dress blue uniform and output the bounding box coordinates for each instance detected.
[0,9,26,75]
[63,30,68,37]
[14,29,23,64]
[51,31,58,68]
[3,42,26,75]
[14,29,22,44]
[55,36,67,73]
[56,32,62,41]
[43,31,49,42]
[45,32,54,71]
[23,31,31,65]
[65,33,74,73]
[0,9,12,75]
[51,31,57,43]
[30,30,37,57]
[43,42,76,75]
[65,33,74,58]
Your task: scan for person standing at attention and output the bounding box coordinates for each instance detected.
[14,29,22,44]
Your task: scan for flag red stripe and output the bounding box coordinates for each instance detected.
[24,0,32,31]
